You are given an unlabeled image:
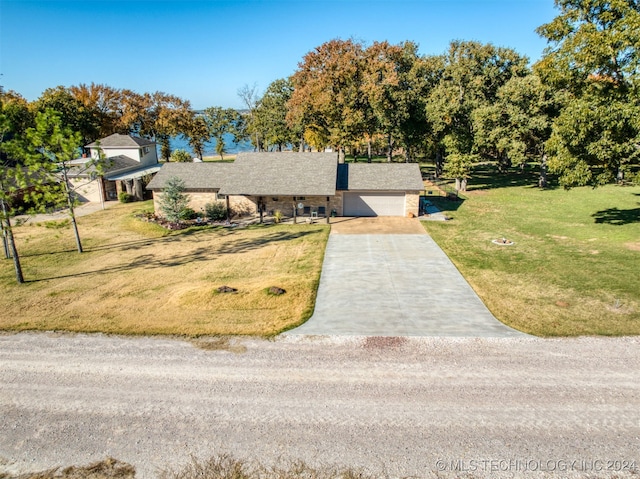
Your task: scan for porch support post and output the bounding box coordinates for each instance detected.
[326,196,330,224]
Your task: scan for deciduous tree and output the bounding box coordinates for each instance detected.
[0,109,26,282]
[254,78,297,151]
[535,0,640,186]
[32,86,98,146]
[69,83,123,139]
[203,107,244,160]
[14,110,108,253]
[238,83,262,151]
[182,113,210,161]
[289,38,370,161]
[426,41,529,190]
[364,41,435,162]
[472,74,555,184]
[170,149,192,162]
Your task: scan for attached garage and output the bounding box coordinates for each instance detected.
[343,191,406,217]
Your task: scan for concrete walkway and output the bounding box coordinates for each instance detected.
[289,221,525,337]
[14,201,117,225]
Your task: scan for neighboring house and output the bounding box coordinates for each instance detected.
[146,152,424,218]
[67,133,161,203]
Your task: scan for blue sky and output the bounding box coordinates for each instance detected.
[1,0,558,110]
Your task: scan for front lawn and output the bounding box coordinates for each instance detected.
[0,202,329,336]
[423,175,640,336]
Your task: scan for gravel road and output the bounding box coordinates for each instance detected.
[1,332,639,478]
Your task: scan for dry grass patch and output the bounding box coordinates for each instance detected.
[2,458,135,479]
[0,202,328,336]
[466,270,638,336]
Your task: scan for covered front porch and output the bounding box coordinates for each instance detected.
[245,194,343,223]
[106,164,162,201]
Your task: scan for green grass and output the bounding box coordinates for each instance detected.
[422,167,640,336]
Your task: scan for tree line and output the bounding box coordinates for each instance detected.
[1,0,639,283]
[3,0,639,190]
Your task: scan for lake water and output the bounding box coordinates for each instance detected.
[169,133,254,157]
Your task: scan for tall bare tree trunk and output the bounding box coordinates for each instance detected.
[1,224,9,259]
[387,133,393,162]
[61,164,83,253]
[435,149,444,178]
[539,153,548,188]
[367,138,372,163]
[1,199,24,283]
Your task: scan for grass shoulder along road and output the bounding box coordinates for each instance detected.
[422,177,640,337]
[0,201,329,336]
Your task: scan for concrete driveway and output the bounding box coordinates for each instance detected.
[289,218,524,337]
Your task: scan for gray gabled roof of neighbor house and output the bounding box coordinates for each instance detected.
[67,155,140,178]
[336,163,424,191]
[218,152,338,196]
[86,133,156,149]
[146,162,234,190]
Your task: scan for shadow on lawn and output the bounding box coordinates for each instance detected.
[217,229,319,255]
[26,247,216,283]
[25,229,321,283]
[466,164,559,191]
[592,206,640,225]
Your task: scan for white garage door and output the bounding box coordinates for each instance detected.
[343,192,406,216]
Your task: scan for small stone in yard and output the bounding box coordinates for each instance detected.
[268,286,286,295]
[217,285,237,293]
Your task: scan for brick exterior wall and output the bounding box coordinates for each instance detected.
[152,191,257,219]
[152,190,418,219]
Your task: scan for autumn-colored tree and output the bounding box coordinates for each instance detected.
[364,41,434,162]
[32,86,99,146]
[289,38,371,161]
[69,83,123,139]
[182,113,210,161]
[119,89,155,137]
[117,90,191,159]
[152,92,192,161]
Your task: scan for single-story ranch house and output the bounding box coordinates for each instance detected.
[146,152,424,218]
[67,133,161,203]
